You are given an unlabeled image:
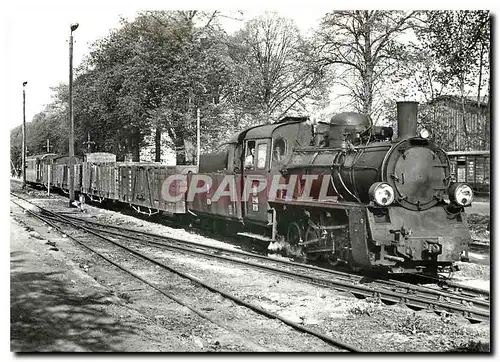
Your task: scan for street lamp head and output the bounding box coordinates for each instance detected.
[70,23,79,32]
[22,81,28,87]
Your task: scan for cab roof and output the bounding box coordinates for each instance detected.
[228,117,308,143]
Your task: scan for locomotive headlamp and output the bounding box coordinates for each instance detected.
[448,183,474,207]
[419,128,430,139]
[369,182,395,206]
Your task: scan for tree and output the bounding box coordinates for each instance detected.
[10,126,23,173]
[413,10,490,149]
[230,12,329,122]
[15,11,331,164]
[313,10,417,120]
[137,11,236,163]
[80,11,242,163]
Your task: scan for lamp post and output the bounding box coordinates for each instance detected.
[22,81,28,187]
[68,22,79,207]
[196,108,200,166]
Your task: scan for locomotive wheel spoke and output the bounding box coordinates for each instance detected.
[286,221,303,246]
[304,226,321,261]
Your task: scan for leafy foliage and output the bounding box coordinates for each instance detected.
[313,10,417,121]
[416,11,490,96]
[10,84,70,170]
[394,11,490,149]
[72,11,329,162]
[230,12,329,122]
[10,10,491,166]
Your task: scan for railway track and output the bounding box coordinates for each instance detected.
[11,192,490,324]
[393,272,490,301]
[44,211,491,305]
[10,194,360,352]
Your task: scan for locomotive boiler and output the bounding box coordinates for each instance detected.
[273,102,473,273]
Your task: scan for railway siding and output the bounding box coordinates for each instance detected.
[10,182,491,352]
[39,212,490,323]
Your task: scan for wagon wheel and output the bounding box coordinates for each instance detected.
[286,221,303,246]
[304,225,321,261]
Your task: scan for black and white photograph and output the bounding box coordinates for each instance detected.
[5,1,491,353]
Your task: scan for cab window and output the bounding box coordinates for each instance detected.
[256,143,267,169]
[272,137,287,162]
[244,140,256,169]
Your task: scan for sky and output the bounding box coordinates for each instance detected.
[2,2,333,131]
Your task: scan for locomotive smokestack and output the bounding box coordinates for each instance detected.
[396,101,418,139]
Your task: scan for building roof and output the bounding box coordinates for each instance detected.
[26,153,59,160]
[429,95,489,108]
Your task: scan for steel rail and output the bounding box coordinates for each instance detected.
[50,211,490,308]
[12,192,490,322]
[10,198,270,352]
[10,194,360,352]
[50,211,491,300]
[401,272,490,300]
[37,203,490,324]
[51,212,489,310]
[12,187,490,301]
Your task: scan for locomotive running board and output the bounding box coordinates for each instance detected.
[237,232,274,243]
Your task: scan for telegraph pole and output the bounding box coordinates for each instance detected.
[22,81,27,187]
[45,138,52,196]
[68,23,79,207]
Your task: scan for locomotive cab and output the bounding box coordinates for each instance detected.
[188,117,313,240]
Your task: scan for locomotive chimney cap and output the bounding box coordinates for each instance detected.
[396,100,419,104]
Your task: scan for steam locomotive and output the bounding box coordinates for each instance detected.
[24,101,474,273]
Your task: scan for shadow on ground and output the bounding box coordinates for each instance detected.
[10,250,137,352]
[447,341,490,352]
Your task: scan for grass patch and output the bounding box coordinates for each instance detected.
[467,213,490,241]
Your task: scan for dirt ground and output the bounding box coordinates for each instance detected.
[10,182,491,352]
